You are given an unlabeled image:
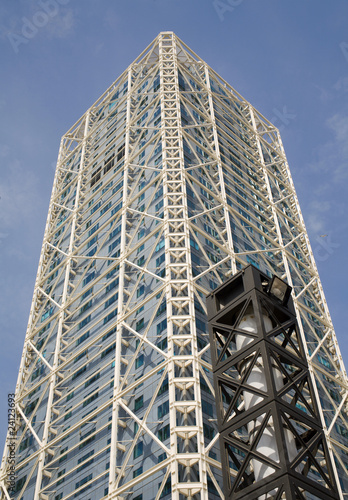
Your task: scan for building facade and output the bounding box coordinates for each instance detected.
[1,32,347,499]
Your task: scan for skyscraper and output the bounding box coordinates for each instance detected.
[1,31,347,499]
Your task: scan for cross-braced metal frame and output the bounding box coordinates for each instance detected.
[1,32,347,500]
[207,265,340,499]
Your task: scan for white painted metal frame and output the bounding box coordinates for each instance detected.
[1,31,347,500]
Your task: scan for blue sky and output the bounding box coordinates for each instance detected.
[0,0,348,447]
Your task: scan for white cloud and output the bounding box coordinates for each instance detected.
[45,8,75,39]
[304,111,348,237]
[333,76,348,93]
[326,113,348,183]
[306,213,325,234]
[309,112,348,183]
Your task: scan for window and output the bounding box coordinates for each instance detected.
[104,309,117,324]
[25,399,38,416]
[80,300,92,314]
[102,326,116,342]
[13,475,27,493]
[157,319,167,335]
[79,428,96,449]
[90,201,101,215]
[19,435,33,452]
[156,253,165,269]
[157,337,167,352]
[159,478,171,498]
[101,343,116,358]
[81,287,93,300]
[135,354,144,369]
[158,377,168,396]
[106,277,119,293]
[100,202,112,216]
[31,365,44,381]
[74,350,88,363]
[133,441,143,459]
[134,396,143,411]
[90,166,101,187]
[64,409,72,421]
[133,466,143,478]
[109,225,121,240]
[155,239,165,252]
[41,307,53,322]
[158,452,166,463]
[83,272,95,287]
[38,323,50,336]
[196,318,206,333]
[111,201,122,216]
[154,77,160,92]
[87,246,97,257]
[133,495,143,500]
[136,305,144,316]
[108,238,121,253]
[87,235,97,249]
[57,469,65,485]
[105,293,118,309]
[208,476,218,495]
[157,424,170,442]
[137,255,145,267]
[155,199,163,212]
[85,373,100,388]
[76,331,90,346]
[77,450,94,472]
[104,153,115,174]
[203,423,215,440]
[136,318,144,331]
[137,285,144,298]
[112,180,123,195]
[202,400,213,417]
[156,301,166,317]
[117,143,125,162]
[66,392,74,402]
[72,366,87,380]
[158,400,169,419]
[75,473,92,490]
[59,447,68,463]
[55,494,63,500]
[83,391,99,408]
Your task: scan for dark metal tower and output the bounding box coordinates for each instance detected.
[207,265,339,499]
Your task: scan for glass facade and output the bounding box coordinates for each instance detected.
[1,32,347,500]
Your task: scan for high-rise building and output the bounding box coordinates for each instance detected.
[1,31,347,500]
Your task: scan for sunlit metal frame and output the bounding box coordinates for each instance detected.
[0,31,347,500]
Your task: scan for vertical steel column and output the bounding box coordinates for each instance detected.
[204,64,237,277]
[160,32,208,499]
[249,106,345,499]
[109,66,132,495]
[33,111,91,498]
[0,130,64,497]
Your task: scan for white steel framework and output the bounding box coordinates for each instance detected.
[1,32,347,500]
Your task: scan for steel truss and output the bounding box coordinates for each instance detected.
[207,264,339,499]
[1,32,347,500]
